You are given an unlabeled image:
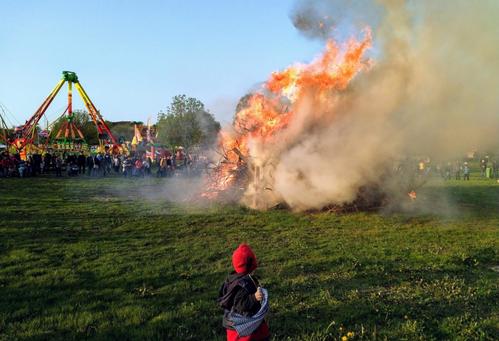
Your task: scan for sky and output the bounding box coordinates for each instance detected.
[0,0,329,126]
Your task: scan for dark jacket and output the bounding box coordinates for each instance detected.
[77,155,86,166]
[218,272,261,329]
[86,156,94,167]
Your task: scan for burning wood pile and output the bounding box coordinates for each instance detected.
[201,31,391,211]
[203,146,393,212]
[198,0,499,212]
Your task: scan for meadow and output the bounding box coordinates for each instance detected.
[0,175,498,340]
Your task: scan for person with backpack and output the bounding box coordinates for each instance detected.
[217,244,270,341]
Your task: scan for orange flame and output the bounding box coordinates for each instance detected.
[408,191,417,200]
[203,29,372,199]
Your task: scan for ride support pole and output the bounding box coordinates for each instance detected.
[68,81,72,116]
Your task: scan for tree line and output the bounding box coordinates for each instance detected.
[50,94,221,149]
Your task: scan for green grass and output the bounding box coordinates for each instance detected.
[0,176,498,340]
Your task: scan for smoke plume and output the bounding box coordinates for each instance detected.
[212,0,499,211]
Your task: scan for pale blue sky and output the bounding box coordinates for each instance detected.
[0,0,363,126]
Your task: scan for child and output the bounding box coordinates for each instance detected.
[217,244,270,341]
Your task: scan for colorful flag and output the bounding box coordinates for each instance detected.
[131,124,143,145]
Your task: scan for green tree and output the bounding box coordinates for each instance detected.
[51,110,99,145]
[157,95,221,149]
[108,122,135,143]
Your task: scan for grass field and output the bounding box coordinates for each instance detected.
[0,175,498,340]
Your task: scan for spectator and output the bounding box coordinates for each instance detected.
[480,158,487,177]
[122,156,132,177]
[68,161,79,176]
[93,154,101,177]
[77,152,86,174]
[43,152,52,174]
[18,160,27,178]
[86,154,94,176]
[166,156,173,177]
[134,158,143,177]
[55,156,63,177]
[113,155,120,173]
[158,156,167,177]
[104,153,112,176]
[33,153,42,176]
[463,162,470,181]
[143,157,151,176]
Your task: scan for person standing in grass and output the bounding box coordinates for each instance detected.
[122,156,130,177]
[480,158,487,177]
[77,152,86,175]
[218,244,270,341]
[157,155,167,177]
[86,154,94,176]
[113,154,120,173]
[134,158,143,177]
[143,156,151,176]
[103,153,112,176]
[493,160,499,179]
[55,156,63,177]
[463,162,470,180]
[92,154,101,177]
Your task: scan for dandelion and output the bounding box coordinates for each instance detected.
[341,336,348,341]
[347,331,355,337]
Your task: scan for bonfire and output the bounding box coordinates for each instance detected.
[201,30,382,210]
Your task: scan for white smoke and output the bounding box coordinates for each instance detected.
[237,0,499,211]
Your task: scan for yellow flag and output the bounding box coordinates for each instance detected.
[131,124,143,145]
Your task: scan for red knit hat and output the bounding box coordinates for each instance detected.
[232,244,258,274]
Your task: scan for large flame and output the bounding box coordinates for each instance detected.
[203,29,372,200]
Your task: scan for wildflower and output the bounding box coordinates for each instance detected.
[347,331,355,337]
[341,336,348,341]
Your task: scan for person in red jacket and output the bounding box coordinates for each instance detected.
[218,244,270,341]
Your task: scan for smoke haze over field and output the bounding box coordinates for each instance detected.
[289,0,499,156]
[215,0,499,211]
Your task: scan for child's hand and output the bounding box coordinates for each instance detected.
[255,287,263,301]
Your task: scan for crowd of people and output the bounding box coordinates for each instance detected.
[408,156,499,180]
[0,148,208,178]
[2,149,499,182]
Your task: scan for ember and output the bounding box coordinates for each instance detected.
[408,191,417,201]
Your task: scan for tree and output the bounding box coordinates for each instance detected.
[108,121,135,143]
[50,110,99,145]
[157,95,221,149]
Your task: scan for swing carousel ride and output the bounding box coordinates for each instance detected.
[10,71,119,155]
